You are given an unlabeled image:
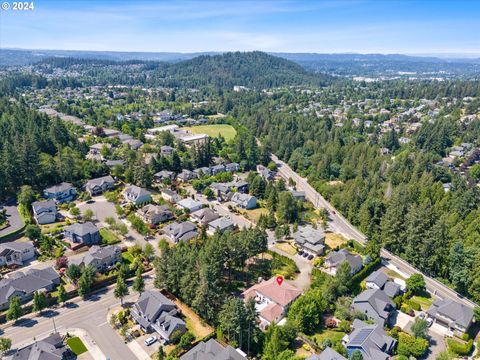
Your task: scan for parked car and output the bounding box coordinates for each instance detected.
[418,312,426,319]
[144,336,157,346]
[298,250,304,255]
[426,318,433,327]
[86,199,95,204]
[308,254,314,260]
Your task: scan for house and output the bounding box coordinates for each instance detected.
[210,182,232,199]
[193,167,212,178]
[43,182,76,203]
[293,225,326,256]
[103,128,121,137]
[307,347,347,360]
[291,190,306,201]
[0,242,35,267]
[208,217,235,235]
[211,164,226,175]
[227,180,249,193]
[225,162,240,172]
[161,188,181,203]
[105,159,125,168]
[256,164,275,181]
[242,277,301,327]
[85,175,115,196]
[154,170,175,183]
[163,221,199,243]
[344,319,396,360]
[190,208,220,225]
[365,270,389,290]
[71,245,121,272]
[177,169,197,182]
[64,222,101,246]
[352,289,395,325]
[32,200,57,225]
[427,299,474,334]
[0,267,60,310]
[89,143,111,155]
[177,198,203,213]
[181,338,247,360]
[383,281,402,298]
[4,333,71,360]
[137,204,174,225]
[231,193,257,209]
[324,249,363,275]
[132,290,186,342]
[160,145,175,156]
[123,185,152,205]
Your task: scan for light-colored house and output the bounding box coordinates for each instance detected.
[207,217,235,235]
[132,290,186,342]
[123,185,152,205]
[365,270,389,290]
[256,164,275,181]
[163,221,199,243]
[231,193,257,210]
[225,163,240,172]
[352,289,395,325]
[324,249,362,275]
[43,182,76,203]
[160,145,175,156]
[344,319,396,360]
[161,189,181,203]
[181,339,247,360]
[85,175,115,196]
[177,169,197,182]
[427,299,474,335]
[292,225,326,256]
[4,333,70,360]
[137,204,174,225]
[0,242,35,267]
[64,222,101,246]
[242,277,301,328]
[177,198,203,213]
[190,208,220,225]
[32,200,57,225]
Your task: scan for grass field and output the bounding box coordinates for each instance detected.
[311,329,346,346]
[244,208,269,224]
[275,242,297,256]
[411,294,434,310]
[66,337,88,355]
[100,228,120,245]
[325,233,347,249]
[184,124,237,141]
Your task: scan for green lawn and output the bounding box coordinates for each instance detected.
[411,294,434,310]
[183,124,237,141]
[100,228,120,245]
[311,329,346,345]
[66,337,88,355]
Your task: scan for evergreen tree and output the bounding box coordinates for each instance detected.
[133,266,145,295]
[6,296,23,321]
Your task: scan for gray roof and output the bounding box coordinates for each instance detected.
[325,249,362,273]
[0,267,59,306]
[346,319,396,360]
[231,193,256,206]
[105,159,125,167]
[427,299,474,329]
[5,333,67,360]
[86,175,115,188]
[293,225,325,253]
[124,185,151,200]
[77,245,121,267]
[191,208,220,224]
[0,241,34,257]
[44,182,74,194]
[308,347,347,360]
[181,338,247,360]
[178,198,203,210]
[64,222,99,236]
[209,217,234,231]
[163,221,198,242]
[32,200,56,213]
[366,270,389,288]
[134,290,176,321]
[352,289,395,324]
[383,281,401,298]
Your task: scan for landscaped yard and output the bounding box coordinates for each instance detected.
[325,233,347,249]
[275,242,297,256]
[66,336,88,355]
[244,207,269,224]
[411,294,434,310]
[100,228,121,245]
[311,329,346,346]
[183,124,237,141]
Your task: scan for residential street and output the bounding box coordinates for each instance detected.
[0,275,156,360]
[271,154,478,310]
[0,201,24,238]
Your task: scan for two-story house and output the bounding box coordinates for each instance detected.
[71,245,122,272]
[32,200,57,225]
[123,185,152,206]
[64,222,100,246]
[427,299,474,335]
[137,204,174,225]
[163,222,198,243]
[0,242,35,267]
[43,182,76,203]
[85,175,115,196]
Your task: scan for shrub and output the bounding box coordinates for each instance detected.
[397,333,429,358]
[447,339,473,356]
[407,299,421,311]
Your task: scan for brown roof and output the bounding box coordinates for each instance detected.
[242,277,301,307]
[260,302,284,323]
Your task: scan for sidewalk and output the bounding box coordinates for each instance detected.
[67,328,105,360]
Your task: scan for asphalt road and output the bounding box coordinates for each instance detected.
[271,154,478,309]
[0,201,24,238]
[1,276,156,360]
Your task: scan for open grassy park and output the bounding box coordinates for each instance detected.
[184,124,237,141]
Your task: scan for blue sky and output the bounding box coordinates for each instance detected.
[1,0,479,54]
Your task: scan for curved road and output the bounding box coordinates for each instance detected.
[271,154,478,309]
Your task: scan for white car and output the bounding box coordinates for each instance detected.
[144,336,157,346]
[426,318,434,327]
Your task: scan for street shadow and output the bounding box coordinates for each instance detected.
[41,310,59,318]
[13,318,38,328]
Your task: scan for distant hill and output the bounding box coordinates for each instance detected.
[156,51,333,88]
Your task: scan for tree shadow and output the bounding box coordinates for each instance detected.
[13,318,38,328]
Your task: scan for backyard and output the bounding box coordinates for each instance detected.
[183,124,237,141]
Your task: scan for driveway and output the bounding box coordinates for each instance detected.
[0,201,24,238]
[77,196,118,223]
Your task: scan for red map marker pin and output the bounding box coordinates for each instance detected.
[276,275,284,286]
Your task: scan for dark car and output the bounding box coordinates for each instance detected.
[86,199,95,204]
[308,255,314,260]
[297,250,304,255]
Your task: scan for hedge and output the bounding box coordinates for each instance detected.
[351,257,381,291]
[447,339,473,356]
